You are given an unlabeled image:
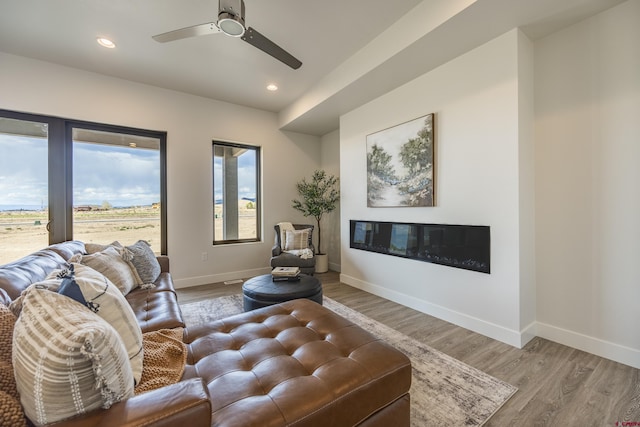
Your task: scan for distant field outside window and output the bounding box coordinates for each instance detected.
[0,117,49,264]
[72,128,161,252]
[213,141,260,244]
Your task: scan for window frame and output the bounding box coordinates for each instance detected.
[212,140,261,245]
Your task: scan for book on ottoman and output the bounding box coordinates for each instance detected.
[272,267,300,281]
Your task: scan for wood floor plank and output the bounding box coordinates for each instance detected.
[175,271,640,425]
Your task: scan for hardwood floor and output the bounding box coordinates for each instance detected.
[176,271,640,426]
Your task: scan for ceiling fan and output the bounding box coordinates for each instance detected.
[152,0,302,70]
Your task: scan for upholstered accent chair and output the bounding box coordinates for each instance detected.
[270,224,316,275]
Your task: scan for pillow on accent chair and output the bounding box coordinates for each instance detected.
[12,287,134,426]
[284,228,311,251]
[54,263,144,384]
[74,246,141,294]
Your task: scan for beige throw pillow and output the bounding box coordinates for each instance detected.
[284,229,311,251]
[54,263,144,384]
[84,241,122,254]
[76,246,141,295]
[12,288,134,426]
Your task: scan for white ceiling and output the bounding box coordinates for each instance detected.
[0,0,626,136]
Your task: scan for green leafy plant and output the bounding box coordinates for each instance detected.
[292,170,340,255]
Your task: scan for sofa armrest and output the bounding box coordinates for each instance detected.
[271,245,282,257]
[157,255,170,273]
[48,378,211,427]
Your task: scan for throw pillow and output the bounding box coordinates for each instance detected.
[284,228,311,251]
[55,263,144,384]
[12,288,134,426]
[84,241,122,254]
[8,277,61,318]
[124,240,161,286]
[76,246,141,295]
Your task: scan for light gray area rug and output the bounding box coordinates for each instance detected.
[180,295,517,427]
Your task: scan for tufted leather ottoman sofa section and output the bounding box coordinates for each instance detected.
[183,299,412,427]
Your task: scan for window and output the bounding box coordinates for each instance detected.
[71,126,163,253]
[0,116,50,263]
[0,109,167,263]
[213,141,260,244]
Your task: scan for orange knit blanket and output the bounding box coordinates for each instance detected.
[134,327,187,395]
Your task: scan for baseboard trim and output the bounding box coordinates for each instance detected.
[174,267,271,289]
[339,274,640,369]
[536,322,640,369]
[340,273,524,348]
[520,321,537,348]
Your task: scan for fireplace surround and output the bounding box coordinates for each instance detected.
[350,220,490,273]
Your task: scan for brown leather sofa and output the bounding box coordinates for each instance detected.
[0,241,411,426]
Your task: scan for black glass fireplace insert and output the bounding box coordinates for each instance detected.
[350,220,490,273]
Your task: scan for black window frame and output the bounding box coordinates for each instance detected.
[212,140,261,245]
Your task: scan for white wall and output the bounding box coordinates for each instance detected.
[339,30,535,347]
[535,0,640,368]
[517,31,537,345]
[0,52,321,286]
[320,129,341,271]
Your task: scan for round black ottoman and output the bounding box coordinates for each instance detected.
[242,274,323,311]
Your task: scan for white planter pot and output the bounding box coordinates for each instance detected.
[315,254,329,273]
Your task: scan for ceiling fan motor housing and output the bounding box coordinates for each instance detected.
[218,0,246,36]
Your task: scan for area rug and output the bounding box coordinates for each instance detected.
[180,295,517,427]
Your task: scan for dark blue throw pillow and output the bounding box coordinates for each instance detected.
[56,263,99,312]
[57,276,89,307]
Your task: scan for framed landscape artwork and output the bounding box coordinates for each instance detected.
[366,113,435,207]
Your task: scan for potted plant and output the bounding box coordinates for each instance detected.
[292,170,340,273]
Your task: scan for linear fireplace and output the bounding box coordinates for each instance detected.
[349,220,490,273]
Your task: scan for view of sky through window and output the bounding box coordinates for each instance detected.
[73,141,160,207]
[0,135,160,210]
[0,134,48,210]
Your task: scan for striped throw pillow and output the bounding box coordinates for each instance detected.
[76,246,141,295]
[12,288,134,426]
[284,229,311,251]
[55,263,144,384]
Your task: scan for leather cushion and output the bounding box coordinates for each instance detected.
[182,299,411,427]
[46,240,85,260]
[270,252,316,268]
[0,250,67,300]
[126,288,185,333]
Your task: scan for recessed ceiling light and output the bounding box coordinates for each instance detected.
[266,84,278,91]
[97,37,116,49]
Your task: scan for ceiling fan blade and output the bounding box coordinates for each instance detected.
[241,27,302,70]
[153,22,221,43]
